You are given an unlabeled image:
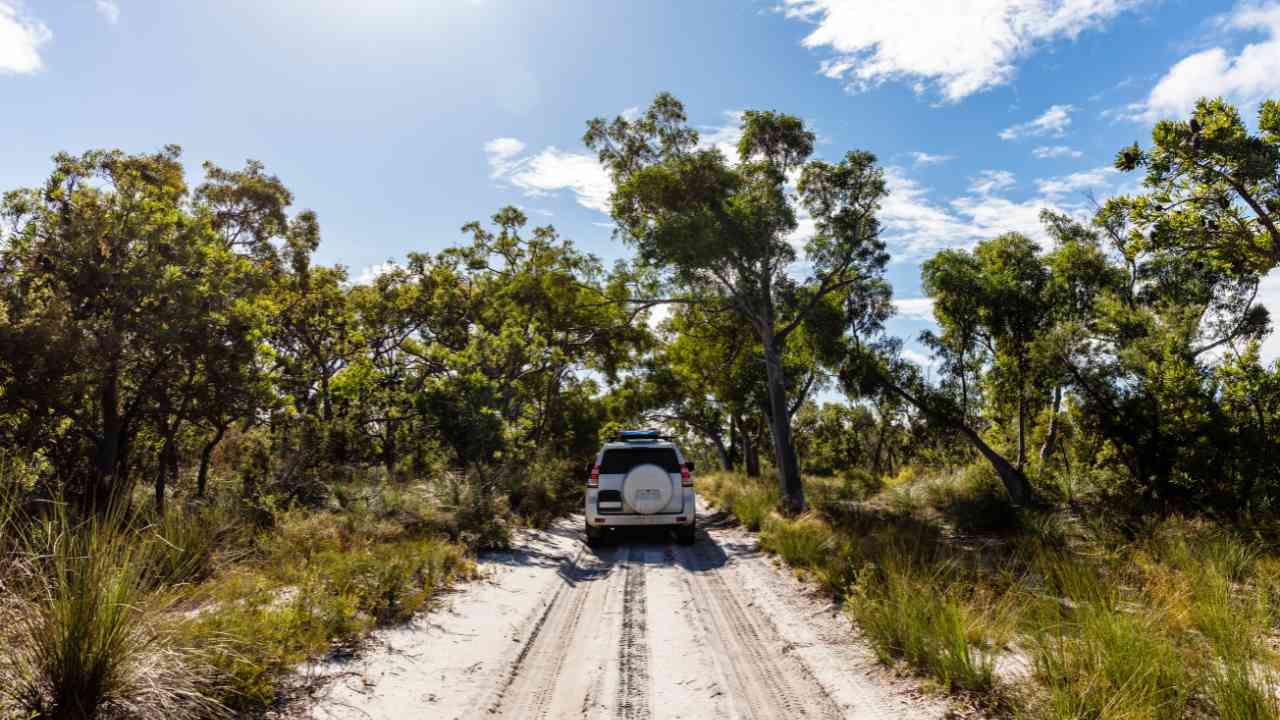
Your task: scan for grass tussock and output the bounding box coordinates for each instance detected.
[0,476,477,719]
[1,502,229,720]
[701,467,1280,719]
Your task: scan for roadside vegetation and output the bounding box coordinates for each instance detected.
[4,89,1280,718]
[704,467,1280,718]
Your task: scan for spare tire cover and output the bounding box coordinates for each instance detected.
[623,463,674,515]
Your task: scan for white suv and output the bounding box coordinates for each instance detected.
[584,430,696,546]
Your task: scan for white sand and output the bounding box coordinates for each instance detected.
[303,506,968,719]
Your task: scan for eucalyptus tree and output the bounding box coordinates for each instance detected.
[1115,97,1280,276]
[0,148,301,509]
[585,94,890,511]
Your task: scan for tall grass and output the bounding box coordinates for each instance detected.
[1032,605,1190,719]
[184,509,473,710]
[703,468,1280,718]
[1,500,227,720]
[701,473,779,531]
[849,555,997,693]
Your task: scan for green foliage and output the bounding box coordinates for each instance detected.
[586,93,892,510]
[1,501,228,719]
[849,556,996,694]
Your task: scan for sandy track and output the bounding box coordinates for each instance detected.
[305,506,955,720]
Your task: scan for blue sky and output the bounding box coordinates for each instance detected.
[5,0,1280,369]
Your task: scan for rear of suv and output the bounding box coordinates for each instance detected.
[584,430,696,546]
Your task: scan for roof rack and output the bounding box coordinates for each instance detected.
[613,429,674,442]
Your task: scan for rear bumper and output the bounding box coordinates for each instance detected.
[585,488,695,526]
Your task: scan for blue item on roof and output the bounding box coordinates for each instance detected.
[617,429,662,440]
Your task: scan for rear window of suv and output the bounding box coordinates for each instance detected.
[600,447,680,474]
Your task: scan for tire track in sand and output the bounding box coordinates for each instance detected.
[615,548,653,719]
[675,542,843,720]
[485,544,625,718]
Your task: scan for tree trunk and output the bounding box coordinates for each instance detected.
[321,372,333,421]
[155,437,175,514]
[710,430,732,472]
[197,424,227,498]
[879,372,1033,505]
[872,403,889,476]
[93,365,122,511]
[744,425,760,478]
[957,422,1033,506]
[384,419,398,480]
[1016,386,1027,470]
[728,416,741,470]
[1039,385,1062,463]
[761,335,804,512]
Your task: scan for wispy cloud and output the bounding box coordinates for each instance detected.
[484,138,612,213]
[0,2,51,74]
[968,169,1016,195]
[910,151,955,167]
[483,112,748,215]
[699,110,745,159]
[1035,166,1116,197]
[95,0,120,24]
[880,163,1122,260]
[893,297,936,321]
[483,137,526,177]
[1122,3,1280,122]
[999,104,1075,140]
[779,0,1145,102]
[355,261,402,286]
[1032,144,1083,159]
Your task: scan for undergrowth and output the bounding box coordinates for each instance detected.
[701,467,1280,719]
[0,476,477,719]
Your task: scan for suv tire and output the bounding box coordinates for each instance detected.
[675,520,696,546]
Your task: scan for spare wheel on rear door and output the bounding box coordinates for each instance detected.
[623,463,674,515]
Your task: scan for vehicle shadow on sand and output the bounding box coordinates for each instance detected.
[577,508,761,576]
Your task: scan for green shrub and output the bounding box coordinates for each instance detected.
[761,513,834,571]
[928,463,1021,534]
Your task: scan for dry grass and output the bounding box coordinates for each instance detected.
[701,468,1280,719]
[0,477,475,718]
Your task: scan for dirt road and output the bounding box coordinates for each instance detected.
[306,506,953,719]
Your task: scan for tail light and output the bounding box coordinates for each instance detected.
[587,464,600,488]
[681,464,693,487]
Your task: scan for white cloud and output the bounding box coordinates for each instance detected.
[95,0,119,24]
[893,297,936,321]
[482,112,748,216]
[902,347,939,372]
[1260,269,1280,363]
[910,151,955,166]
[969,169,1017,194]
[355,261,401,285]
[1035,166,1115,196]
[881,164,1122,260]
[999,104,1075,140]
[1032,144,1084,159]
[0,2,51,74]
[645,302,672,331]
[699,110,745,160]
[484,138,612,213]
[483,137,526,177]
[1129,3,1280,122]
[780,0,1143,102]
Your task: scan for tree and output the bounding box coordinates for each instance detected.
[585,94,890,512]
[1115,97,1280,276]
[0,148,304,510]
